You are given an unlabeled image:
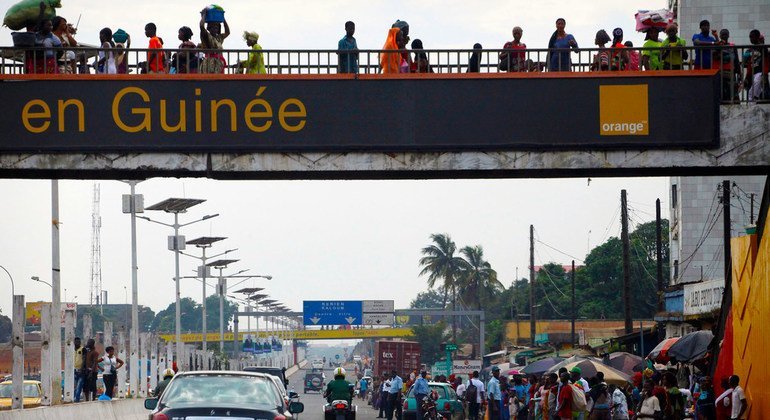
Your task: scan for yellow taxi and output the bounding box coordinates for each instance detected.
[0,380,43,409]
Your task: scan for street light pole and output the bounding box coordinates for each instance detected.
[173,212,182,368]
[0,265,14,297]
[120,180,143,398]
[142,197,216,369]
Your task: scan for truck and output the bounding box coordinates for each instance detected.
[373,340,421,378]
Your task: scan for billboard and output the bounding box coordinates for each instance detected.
[683,279,724,317]
[0,72,719,153]
[25,301,77,327]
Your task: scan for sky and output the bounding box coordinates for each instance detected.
[0,176,670,317]
[0,0,673,319]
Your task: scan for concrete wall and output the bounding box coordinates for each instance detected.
[0,399,148,420]
[677,0,770,46]
[505,319,656,345]
[669,175,766,285]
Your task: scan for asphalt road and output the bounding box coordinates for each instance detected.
[288,366,380,420]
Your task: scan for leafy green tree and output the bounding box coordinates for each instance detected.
[410,289,446,309]
[458,245,502,310]
[205,295,238,333]
[419,234,465,342]
[411,322,448,366]
[150,298,201,333]
[485,320,505,352]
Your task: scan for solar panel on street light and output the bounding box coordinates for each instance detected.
[186,236,226,246]
[207,259,239,268]
[146,198,206,213]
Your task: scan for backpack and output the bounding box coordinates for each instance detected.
[465,381,478,403]
[571,384,587,412]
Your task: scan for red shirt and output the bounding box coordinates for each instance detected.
[557,383,573,418]
[503,41,527,63]
[147,36,165,73]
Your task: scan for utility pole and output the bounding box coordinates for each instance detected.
[571,260,576,348]
[50,180,62,405]
[722,181,731,291]
[529,224,536,347]
[656,198,665,340]
[621,190,632,334]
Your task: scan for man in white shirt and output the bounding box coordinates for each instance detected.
[729,375,747,420]
[609,384,629,420]
[468,370,486,420]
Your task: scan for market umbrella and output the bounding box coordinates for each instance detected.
[546,359,631,386]
[547,355,601,374]
[667,330,714,362]
[521,357,565,376]
[605,352,644,375]
[647,337,680,363]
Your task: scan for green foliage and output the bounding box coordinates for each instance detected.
[485,320,505,352]
[74,305,156,338]
[149,296,238,333]
[411,322,448,366]
[457,245,502,311]
[416,220,668,350]
[410,289,445,309]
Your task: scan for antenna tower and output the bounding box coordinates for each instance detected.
[90,183,103,306]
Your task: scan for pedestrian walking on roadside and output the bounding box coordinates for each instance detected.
[98,346,124,398]
[487,366,502,420]
[83,339,100,401]
[378,373,391,418]
[414,370,430,420]
[73,337,85,402]
[728,375,746,420]
[467,370,486,420]
[386,370,403,420]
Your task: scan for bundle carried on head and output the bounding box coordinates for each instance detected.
[3,0,61,30]
[204,4,225,23]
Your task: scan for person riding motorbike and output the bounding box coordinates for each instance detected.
[153,368,175,398]
[324,367,353,405]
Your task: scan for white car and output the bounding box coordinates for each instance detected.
[311,360,324,370]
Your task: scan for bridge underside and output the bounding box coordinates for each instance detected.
[1,105,767,180]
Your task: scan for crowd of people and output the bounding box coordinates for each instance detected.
[364,362,747,420]
[12,2,770,101]
[72,337,125,402]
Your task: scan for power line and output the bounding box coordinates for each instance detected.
[538,280,568,317]
[534,238,585,264]
[534,250,568,297]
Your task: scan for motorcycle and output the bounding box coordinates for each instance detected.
[324,399,356,420]
[419,393,441,420]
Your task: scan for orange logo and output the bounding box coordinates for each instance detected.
[599,85,649,136]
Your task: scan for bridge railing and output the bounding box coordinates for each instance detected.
[1,44,768,103]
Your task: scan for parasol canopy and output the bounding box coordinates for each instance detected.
[521,357,565,376]
[606,352,645,375]
[647,337,680,363]
[667,330,714,362]
[546,358,631,386]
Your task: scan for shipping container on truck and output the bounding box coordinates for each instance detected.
[373,340,421,378]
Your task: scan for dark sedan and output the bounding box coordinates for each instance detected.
[144,371,304,420]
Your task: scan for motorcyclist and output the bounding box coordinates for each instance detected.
[153,368,175,398]
[324,367,353,405]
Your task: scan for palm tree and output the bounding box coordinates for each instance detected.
[458,245,502,311]
[419,233,465,342]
